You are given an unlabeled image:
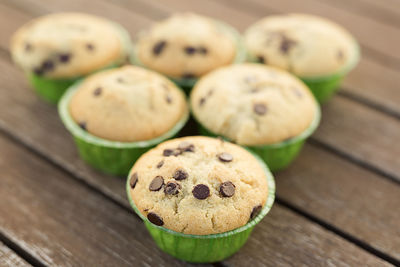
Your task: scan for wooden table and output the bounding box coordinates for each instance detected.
[0,0,399,266]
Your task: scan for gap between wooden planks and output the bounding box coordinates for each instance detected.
[0,0,398,266]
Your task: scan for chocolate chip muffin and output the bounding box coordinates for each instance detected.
[10,12,130,79]
[190,63,318,146]
[69,65,188,142]
[244,14,358,78]
[128,136,269,235]
[134,13,240,80]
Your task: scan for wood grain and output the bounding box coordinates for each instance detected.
[0,134,390,266]
[0,135,196,266]
[0,242,31,267]
[0,0,398,261]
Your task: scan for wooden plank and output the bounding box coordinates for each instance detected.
[314,97,400,181]
[0,133,391,266]
[0,242,31,267]
[0,135,196,266]
[0,0,399,261]
[277,144,400,260]
[318,0,400,27]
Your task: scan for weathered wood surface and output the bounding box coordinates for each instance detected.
[0,134,390,266]
[0,242,30,267]
[0,0,399,266]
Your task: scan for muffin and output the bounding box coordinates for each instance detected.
[190,63,320,171]
[244,13,359,102]
[127,136,275,262]
[59,65,189,175]
[132,13,246,90]
[10,12,131,103]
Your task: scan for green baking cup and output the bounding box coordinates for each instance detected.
[300,43,360,103]
[23,23,132,104]
[126,154,275,263]
[58,82,189,176]
[196,106,321,172]
[130,20,247,93]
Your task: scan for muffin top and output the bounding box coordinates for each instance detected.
[11,12,129,79]
[190,64,318,146]
[244,14,358,78]
[128,136,270,235]
[135,13,237,79]
[69,65,188,142]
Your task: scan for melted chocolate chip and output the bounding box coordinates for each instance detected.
[78,121,87,131]
[86,43,95,51]
[280,38,297,54]
[156,160,164,169]
[217,152,233,163]
[130,172,138,189]
[254,103,267,115]
[173,168,188,181]
[192,184,210,200]
[42,60,54,72]
[163,149,174,157]
[147,212,164,226]
[250,205,262,220]
[59,53,71,63]
[182,73,195,79]
[149,176,164,191]
[165,94,172,104]
[257,55,265,64]
[219,181,235,197]
[178,142,195,152]
[198,47,208,54]
[93,87,102,96]
[184,46,196,55]
[24,43,32,52]
[199,97,206,106]
[153,40,167,55]
[164,181,181,195]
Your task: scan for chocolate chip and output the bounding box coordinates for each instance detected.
[86,43,95,51]
[280,38,297,54]
[147,212,164,226]
[130,172,138,189]
[59,53,71,63]
[163,149,174,156]
[198,47,208,54]
[254,103,267,115]
[250,205,262,220]
[156,160,164,169]
[24,43,32,52]
[33,67,43,76]
[217,152,233,163]
[219,181,235,197]
[165,94,172,104]
[337,49,345,61]
[178,142,195,152]
[116,77,125,83]
[199,97,206,106]
[149,176,164,191]
[182,73,195,79]
[164,181,181,195]
[42,60,54,72]
[184,46,196,55]
[257,55,265,64]
[153,40,167,55]
[192,184,210,200]
[93,87,102,96]
[78,121,87,131]
[173,168,188,181]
